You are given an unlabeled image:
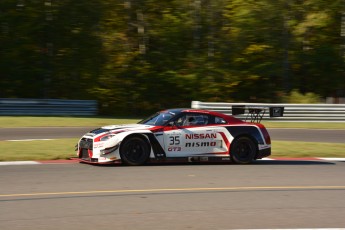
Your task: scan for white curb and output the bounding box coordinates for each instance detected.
[0,161,41,166]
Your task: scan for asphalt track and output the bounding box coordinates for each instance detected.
[1,127,345,229]
[1,161,345,230]
[1,127,345,143]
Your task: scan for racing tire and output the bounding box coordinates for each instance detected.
[120,136,150,166]
[230,136,256,164]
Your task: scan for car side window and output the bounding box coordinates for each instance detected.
[192,115,208,125]
[176,114,209,126]
[214,116,227,124]
[175,116,185,126]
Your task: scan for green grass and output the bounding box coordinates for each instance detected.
[0,116,344,161]
[0,138,78,161]
[1,116,345,129]
[262,121,345,129]
[0,139,344,161]
[0,116,141,128]
[272,141,345,158]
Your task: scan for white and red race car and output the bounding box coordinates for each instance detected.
[76,108,282,165]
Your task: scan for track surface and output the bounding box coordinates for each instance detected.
[1,127,344,229]
[1,161,345,230]
[1,127,345,143]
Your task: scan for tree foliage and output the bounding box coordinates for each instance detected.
[1,0,344,115]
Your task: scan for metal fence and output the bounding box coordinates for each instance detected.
[0,98,98,116]
[191,101,345,122]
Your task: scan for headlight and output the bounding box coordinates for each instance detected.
[100,134,115,142]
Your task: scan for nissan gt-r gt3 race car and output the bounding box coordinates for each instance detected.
[76,107,283,165]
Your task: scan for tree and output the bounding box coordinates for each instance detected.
[1,0,344,115]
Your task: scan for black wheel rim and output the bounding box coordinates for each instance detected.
[235,140,254,161]
[123,140,146,162]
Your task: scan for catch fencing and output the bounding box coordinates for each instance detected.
[191,101,345,122]
[0,98,98,116]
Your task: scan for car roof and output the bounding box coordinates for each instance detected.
[162,108,225,115]
[161,108,243,123]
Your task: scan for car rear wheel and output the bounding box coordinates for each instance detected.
[120,136,150,166]
[230,136,256,164]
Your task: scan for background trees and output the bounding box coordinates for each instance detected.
[1,0,344,115]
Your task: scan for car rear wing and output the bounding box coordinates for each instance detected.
[232,105,284,123]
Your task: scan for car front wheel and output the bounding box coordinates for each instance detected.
[120,136,150,166]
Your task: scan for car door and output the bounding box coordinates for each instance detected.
[162,113,227,157]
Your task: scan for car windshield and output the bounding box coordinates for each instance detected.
[138,111,176,126]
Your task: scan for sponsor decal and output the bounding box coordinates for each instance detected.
[169,136,181,145]
[168,146,181,151]
[188,156,209,162]
[185,141,217,147]
[185,133,217,139]
[200,157,209,161]
[93,143,104,148]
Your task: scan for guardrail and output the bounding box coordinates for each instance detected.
[191,101,345,122]
[0,98,98,116]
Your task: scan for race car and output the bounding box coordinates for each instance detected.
[76,108,282,165]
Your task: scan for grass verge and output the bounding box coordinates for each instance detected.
[0,138,78,161]
[0,116,141,128]
[1,139,344,161]
[262,121,345,129]
[272,141,345,158]
[1,116,345,129]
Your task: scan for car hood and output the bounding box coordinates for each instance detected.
[84,124,155,137]
[101,123,154,131]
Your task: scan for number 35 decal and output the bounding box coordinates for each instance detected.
[169,136,180,145]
